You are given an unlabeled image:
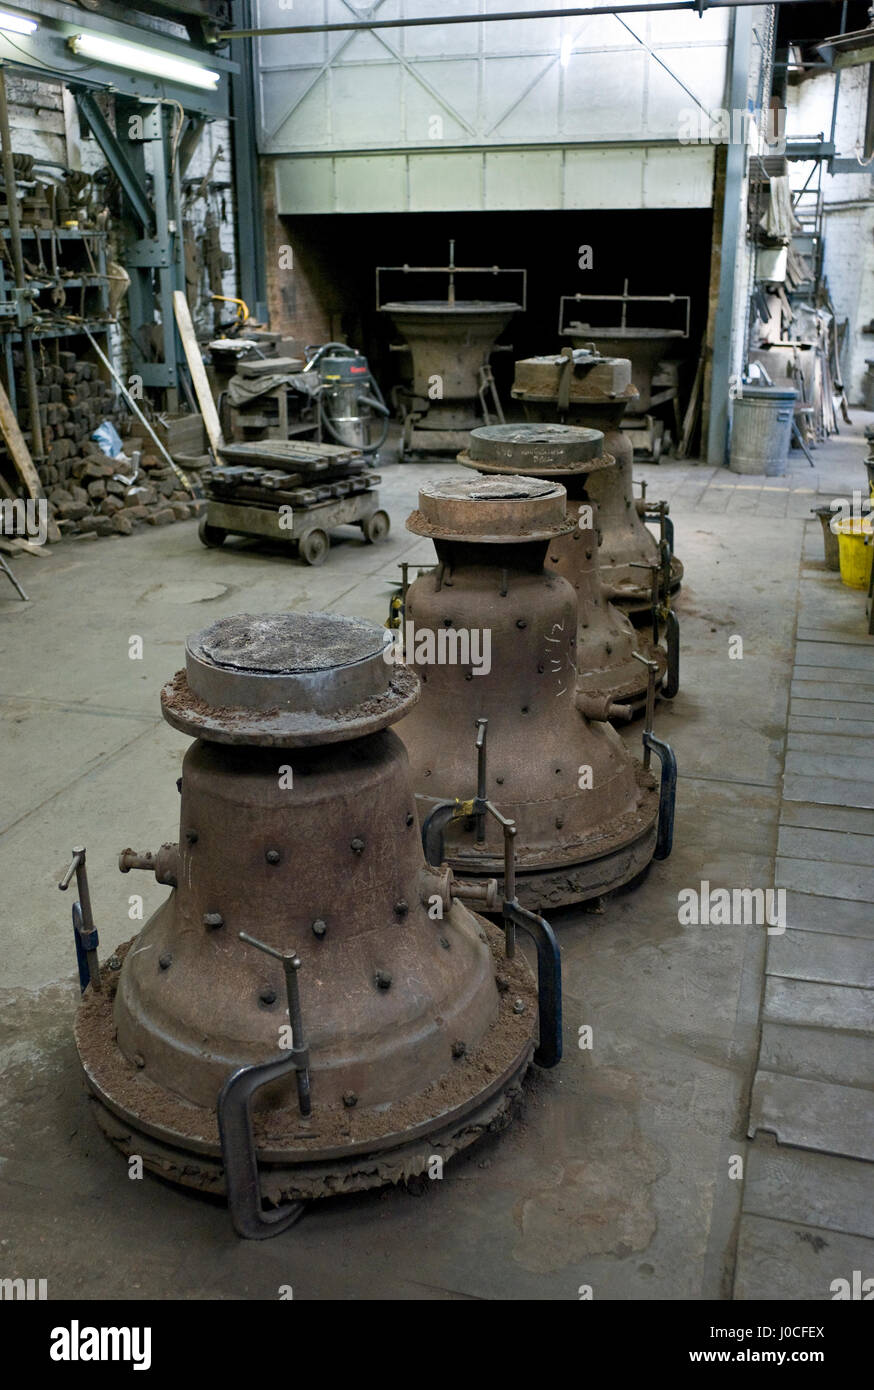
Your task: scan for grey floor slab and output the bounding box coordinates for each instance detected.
[795,641,874,672]
[767,929,874,988]
[734,1213,874,1300]
[763,976,873,1033]
[758,1021,874,1090]
[782,776,874,811]
[789,715,874,736]
[787,733,874,760]
[0,702,156,833]
[791,669,874,691]
[748,1072,874,1160]
[775,855,874,901]
[796,628,874,647]
[777,824,874,867]
[784,750,874,781]
[778,806,874,834]
[783,890,874,938]
[790,696,874,720]
[743,1141,874,1239]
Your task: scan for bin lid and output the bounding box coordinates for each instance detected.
[736,384,798,401]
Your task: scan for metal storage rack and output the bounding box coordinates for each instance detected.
[0,226,111,414]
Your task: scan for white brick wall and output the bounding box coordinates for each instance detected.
[788,67,874,404]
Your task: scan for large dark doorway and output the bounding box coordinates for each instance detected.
[280,207,714,416]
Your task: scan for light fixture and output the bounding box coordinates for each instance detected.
[68,33,220,90]
[0,10,38,34]
[787,44,804,74]
[560,35,573,68]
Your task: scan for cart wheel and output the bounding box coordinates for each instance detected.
[199,517,227,548]
[299,529,329,566]
[362,510,390,544]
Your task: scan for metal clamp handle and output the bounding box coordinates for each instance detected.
[217,1058,307,1241]
[217,932,312,1240]
[58,846,101,993]
[643,732,677,861]
[419,719,563,1069]
[632,655,677,861]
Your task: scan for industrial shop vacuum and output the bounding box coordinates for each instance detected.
[65,612,561,1238]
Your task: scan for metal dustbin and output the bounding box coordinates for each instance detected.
[729,385,797,476]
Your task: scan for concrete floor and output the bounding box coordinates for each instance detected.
[0,419,870,1300]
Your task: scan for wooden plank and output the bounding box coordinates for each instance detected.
[173,290,224,456]
[0,537,50,558]
[0,377,43,500]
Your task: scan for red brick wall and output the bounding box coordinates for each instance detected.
[262,161,337,343]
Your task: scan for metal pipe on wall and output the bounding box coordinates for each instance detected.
[0,66,44,461]
[228,0,829,40]
[705,5,754,468]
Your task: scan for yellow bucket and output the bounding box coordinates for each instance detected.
[835,517,874,590]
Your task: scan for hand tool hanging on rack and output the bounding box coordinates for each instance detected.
[0,67,43,461]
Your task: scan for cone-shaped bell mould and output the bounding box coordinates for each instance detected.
[511,352,683,620]
[381,299,520,441]
[74,612,537,1204]
[459,424,667,711]
[395,477,659,911]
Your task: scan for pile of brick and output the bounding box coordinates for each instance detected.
[50,449,202,540]
[11,349,201,540]
[16,349,127,487]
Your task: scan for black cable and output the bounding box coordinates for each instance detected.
[0,43,100,81]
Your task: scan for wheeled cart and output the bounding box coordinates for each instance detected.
[199,491,389,566]
[198,438,390,565]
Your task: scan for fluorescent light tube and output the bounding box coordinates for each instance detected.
[0,10,38,34]
[68,33,220,90]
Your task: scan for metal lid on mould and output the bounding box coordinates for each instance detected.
[406,473,575,544]
[460,422,614,479]
[160,612,418,746]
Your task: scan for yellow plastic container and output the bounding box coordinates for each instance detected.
[835,517,874,590]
